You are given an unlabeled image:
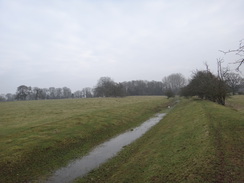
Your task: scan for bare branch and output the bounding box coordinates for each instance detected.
[219,39,244,71]
[236,59,244,71]
[204,61,210,72]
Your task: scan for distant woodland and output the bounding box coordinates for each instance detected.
[1,69,244,106]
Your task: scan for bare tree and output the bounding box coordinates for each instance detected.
[56,88,62,99]
[217,58,229,80]
[62,87,72,98]
[49,87,56,99]
[73,90,83,98]
[16,85,31,100]
[220,39,244,71]
[121,80,163,96]
[216,59,243,95]
[82,87,93,98]
[33,87,43,100]
[225,72,242,95]
[162,73,187,95]
[94,77,116,97]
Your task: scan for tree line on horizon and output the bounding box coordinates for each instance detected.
[0,70,243,105]
[0,79,160,101]
[0,73,187,101]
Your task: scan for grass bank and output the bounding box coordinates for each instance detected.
[0,96,173,183]
[77,97,244,183]
[226,95,244,114]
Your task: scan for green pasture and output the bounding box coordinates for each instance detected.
[77,96,244,183]
[1,95,243,183]
[226,95,244,114]
[0,96,172,183]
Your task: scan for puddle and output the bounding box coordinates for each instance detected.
[45,113,166,183]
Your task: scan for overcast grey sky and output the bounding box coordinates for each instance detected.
[1,0,243,94]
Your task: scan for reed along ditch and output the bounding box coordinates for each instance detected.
[45,113,167,183]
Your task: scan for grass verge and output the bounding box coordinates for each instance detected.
[76,98,244,183]
[226,95,244,114]
[0,96,173,183]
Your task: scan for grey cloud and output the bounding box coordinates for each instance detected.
[0,0,243,93]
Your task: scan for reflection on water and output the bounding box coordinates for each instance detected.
[46,113,166,183]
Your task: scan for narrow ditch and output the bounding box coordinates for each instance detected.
[45,113,167,183]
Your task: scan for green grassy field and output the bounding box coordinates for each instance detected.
[0,96,172,183]
[76,96,244,183]
[226,95,244,114]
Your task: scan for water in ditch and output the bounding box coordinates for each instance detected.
[45,113,166,183]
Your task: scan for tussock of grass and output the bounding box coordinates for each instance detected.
[0,96,172,183]
[77,98,244,183]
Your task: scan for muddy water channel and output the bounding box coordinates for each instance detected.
[46,113,166,183]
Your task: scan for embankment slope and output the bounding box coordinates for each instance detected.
[77,99,244,183]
